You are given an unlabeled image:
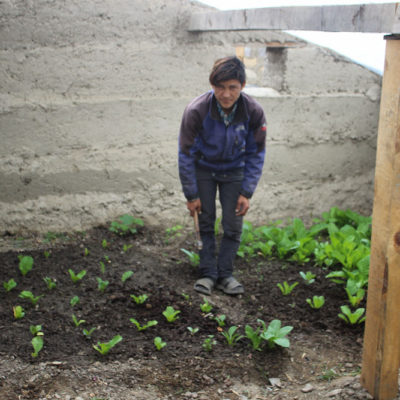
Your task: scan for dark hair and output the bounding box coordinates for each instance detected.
[209,56,246,86]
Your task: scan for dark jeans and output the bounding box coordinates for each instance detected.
[196,167,244,281]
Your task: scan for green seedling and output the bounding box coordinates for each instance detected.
[30,324,43,336]
[181,292,190,301]
[68,269,87,283]
[43,250,51,259]
[200,297,213,313]
[187,327,199,335]
[43,277,56,290]
[180,248,200,267]
[154,336,166,351]
[122,244,133,252]
[244,324,263,351]
[299,271,316,284]
[18,255,34,276]
[130,318,158,331]
[162,306,181,322]
[72,314,85,327]
[221,326,244,346]
[83,327,97,339]
[31,335,44,358]
[96,277,109,292]
[130,294,148,304]
[104,255,111,263]
[277,281,299,296]
[165,224,183,244]
[13,305,25,319]
[19,290,43,306]
[70,295,80,307]
[109,214,144,236]
[202,335,217,352]
[83,247,90,257]
[214,314,226,327]
[306,295,325,309]
[259,319,293,349]
[101,239,108,249]
[345,287,365,307]
[93,335,123,355]
[99,261,106,274]
[338,305,366,324]
[121,270,134,283]
[3,278,17,292]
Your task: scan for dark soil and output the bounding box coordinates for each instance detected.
[0,224,367,400]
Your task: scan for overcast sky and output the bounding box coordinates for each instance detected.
[195,0,399,74]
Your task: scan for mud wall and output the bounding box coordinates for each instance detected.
[0,0,381,233]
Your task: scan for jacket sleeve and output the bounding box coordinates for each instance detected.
[178,104,202,201]
[240,104,267,199]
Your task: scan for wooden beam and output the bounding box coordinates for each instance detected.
[189,3,399,33]
[361,34,400,400]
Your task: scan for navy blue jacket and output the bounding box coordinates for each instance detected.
[178,90,266,200]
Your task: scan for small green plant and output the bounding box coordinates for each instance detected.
[30,324,43,336]
[96,277,109,292]
[181,292,190,301]
[345,287,365,307]
[202,335,217,352]
[121,270,134,283]
[162,306,181,322]
[122,244,133,252]
[214,314,226,327]
[130,318,158,331]
[154,336,167,351]
[83,247,90,257]
[221,326,244,346]
[109,214,144,236]
[19,290,43,306]
[72,314,86,327]
[18,255,34,276]
[31,335,44,358]
[200,297,213,313]
[13,305,25,319]
[43,277,56,290]
[318,367,340,382]
[68,269,87,283]
[306,295,325,309]
[130,294,148,304]
[70,295,80,307]
[165,224,183,244]
[99,261,106,274]
[83,327,97,339]
[180,248,200,267]
[3,278,17,292]
[101,239,108,249]
[43,250,51,259]
[299,271,316,284]
[338,305,366,324]
[259,319,293,349]
[187,327,199,335]
[244,324,263,351]
[277,281,299,295]
[93,335,123,355]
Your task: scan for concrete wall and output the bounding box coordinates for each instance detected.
[0,0,381,234]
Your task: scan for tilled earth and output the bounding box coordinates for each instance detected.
[0,224,380,399]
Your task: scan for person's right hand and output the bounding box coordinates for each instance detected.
[186,199,201,217]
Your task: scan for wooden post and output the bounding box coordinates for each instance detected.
[361,34,400,400]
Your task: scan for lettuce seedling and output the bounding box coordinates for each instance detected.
[306,295,325,309]
[30,325,43,336]
[345,287,365,307]
[202,335,216,352]
[13,305,25,319]
[99,261,106,274]
[96,277,109,292]
[121,270,133,283]
[221,326,244,346]
[101,239,108,249]
[299,271,316,285]
[70,295,80,307]
[43,250,51,259]
[122,244,133,252]
[31,335,44,358]
[165,224,183,244]
[130,294,148,304]
[200,297,213,313]
[19,290,43,306]
[214,314,226,327]
[245,324,263,351]
[18,255,34,276]
[43,277,56,290]
[83,327,97,339]
[68,269,87,283]
[162,306,180,322]
[187,327,199,335]
[260,319,293,349]
[180,248,200,267]
[338,305,366,324]
[72,314,85,327]
[3,278,17,292]
[277,281,299,296]
[154,336,166,351]
[93,335,123,355]
[130,318,158,331]
[83,247,90,257]
[109,214,144,236]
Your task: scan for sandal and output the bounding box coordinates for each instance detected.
[216,277,244,295]
[194,277,214,295]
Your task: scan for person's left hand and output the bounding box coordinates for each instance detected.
[235,194,249,216]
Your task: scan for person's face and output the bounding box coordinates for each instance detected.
[212,79,245,113]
